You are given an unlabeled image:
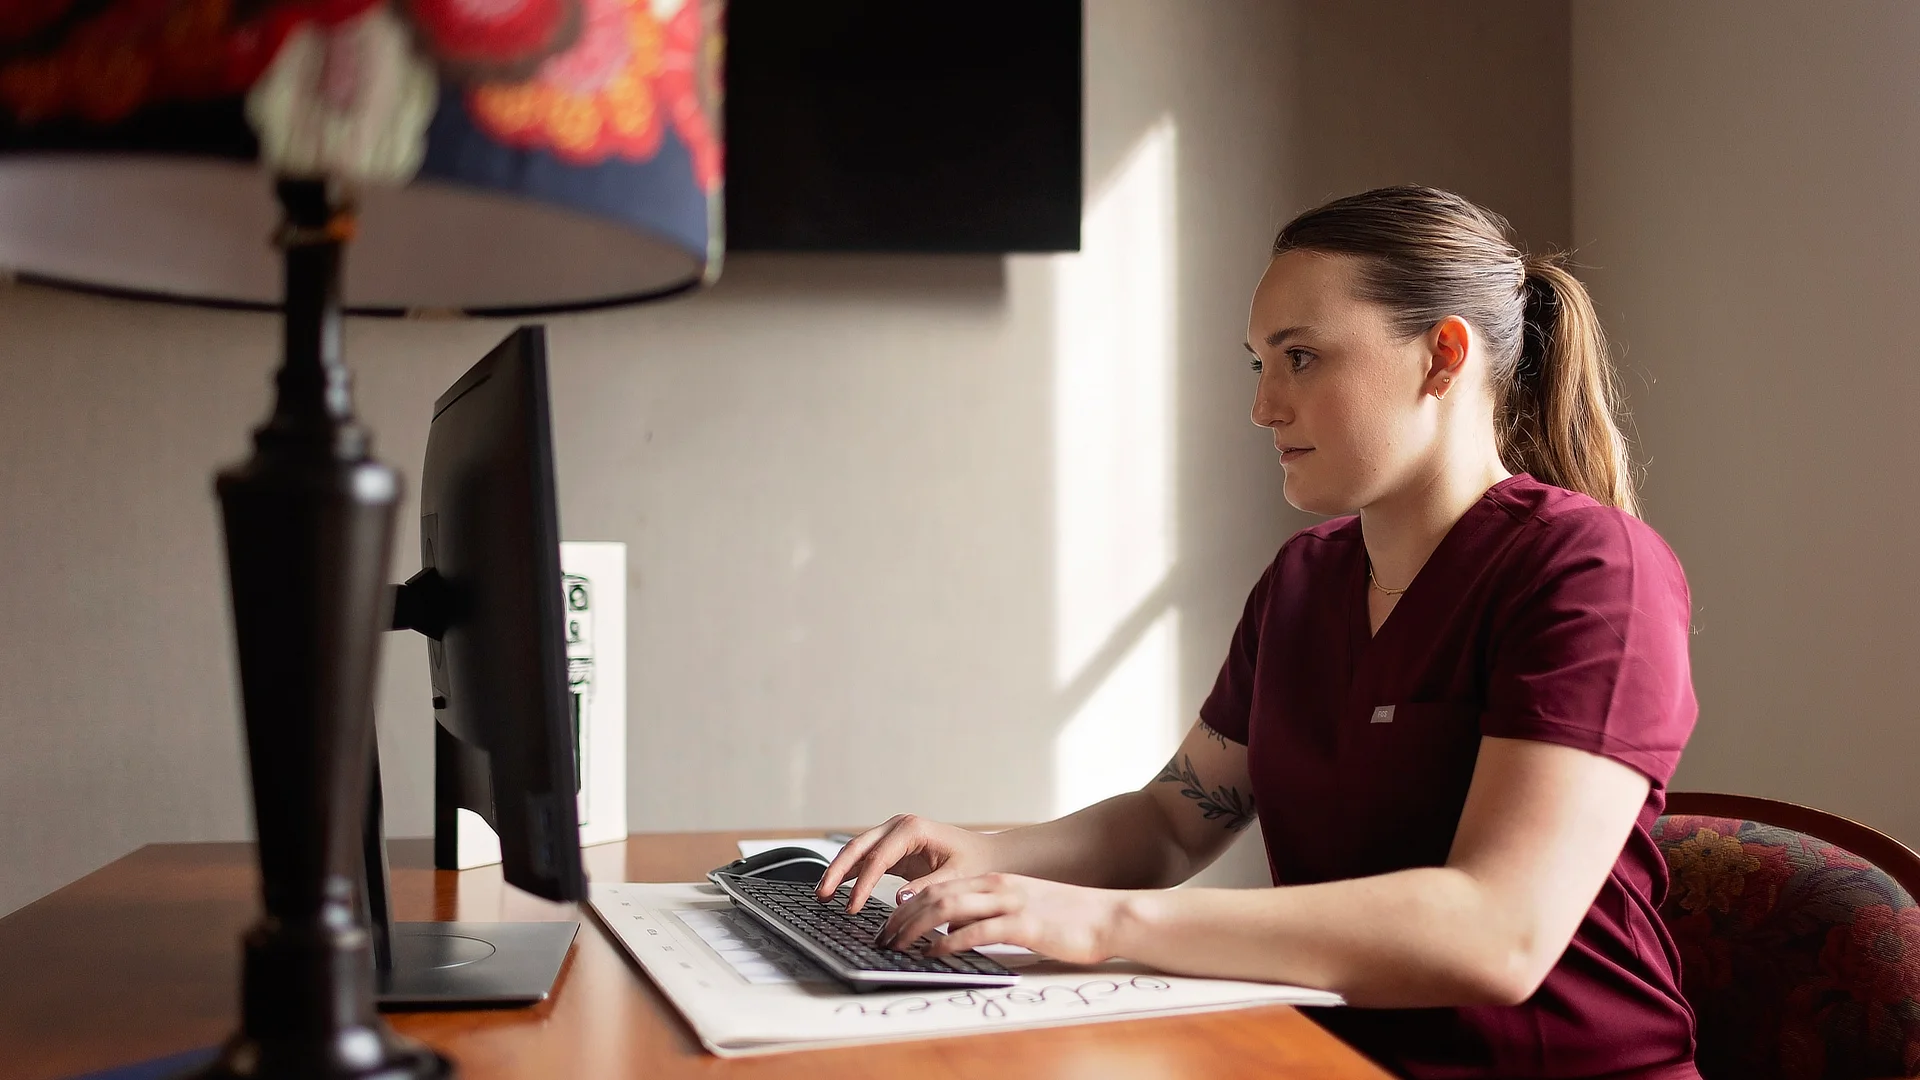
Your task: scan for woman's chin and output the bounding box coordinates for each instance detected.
[1282,474,1354,518]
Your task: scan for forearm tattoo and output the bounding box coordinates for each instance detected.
[1199,721,1231,750]
[1154,753,1256,831]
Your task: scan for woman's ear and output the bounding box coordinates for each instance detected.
[1425,316,1472,400]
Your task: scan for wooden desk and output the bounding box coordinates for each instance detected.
[0,833,1389,1080]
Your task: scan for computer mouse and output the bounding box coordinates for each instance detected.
[711,845,833,884]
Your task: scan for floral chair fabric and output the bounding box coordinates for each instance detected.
[1653,814,1920,1079]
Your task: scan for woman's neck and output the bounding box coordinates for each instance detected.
[1359,457,1513,594]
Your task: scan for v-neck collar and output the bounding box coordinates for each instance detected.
[1344,474,1530,691]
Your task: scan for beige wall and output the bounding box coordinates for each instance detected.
[0,0,1573,916]
[1572,2,1920,842]
[1295,0,1571,254]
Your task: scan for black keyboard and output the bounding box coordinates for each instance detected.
[708,872,1020,989]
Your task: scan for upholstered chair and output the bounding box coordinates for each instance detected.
[1654,793,1920,1080]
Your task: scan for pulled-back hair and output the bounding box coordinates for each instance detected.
[1273,185,1638,515]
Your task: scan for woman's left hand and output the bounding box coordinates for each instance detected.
[874,872,1128,965]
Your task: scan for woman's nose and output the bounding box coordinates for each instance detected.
[1250,378,1288,429]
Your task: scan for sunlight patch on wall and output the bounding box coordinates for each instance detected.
[1052,609,1180,817]
[1051,117,1181,814]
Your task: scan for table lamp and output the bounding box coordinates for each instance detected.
[0,2,721,1077]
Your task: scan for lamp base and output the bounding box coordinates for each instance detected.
[180,1040,453,1080]
[176,909,455,1080]
[201,180,454,1080]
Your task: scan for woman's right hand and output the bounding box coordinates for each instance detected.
[815,814,1000,914]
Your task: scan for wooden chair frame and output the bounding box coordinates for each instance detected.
[1664,791,1920,905]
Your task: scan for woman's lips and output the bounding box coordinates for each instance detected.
[1279,448,1312,464]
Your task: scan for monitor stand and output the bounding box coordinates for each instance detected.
[359,750,579,1010]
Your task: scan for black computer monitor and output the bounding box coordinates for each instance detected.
[368,324,587,1008]
[415,324,585,902]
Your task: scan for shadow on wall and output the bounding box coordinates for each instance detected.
[712,253,1007,306]
[1050,118,1184,818]
[1043,116,1271,893]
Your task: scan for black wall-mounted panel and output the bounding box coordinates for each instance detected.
[725,1,1083,253]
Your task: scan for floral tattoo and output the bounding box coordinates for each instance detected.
[1154,753,1256,831]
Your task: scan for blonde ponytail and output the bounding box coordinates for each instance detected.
[1505,255,1638,515]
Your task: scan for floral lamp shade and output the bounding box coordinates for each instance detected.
[0,0,723,313]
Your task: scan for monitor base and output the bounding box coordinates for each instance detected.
[376,921,579,1010]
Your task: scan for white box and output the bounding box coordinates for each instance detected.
[452,541,628,869]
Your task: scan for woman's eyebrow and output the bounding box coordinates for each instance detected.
[1246,325,1312,352]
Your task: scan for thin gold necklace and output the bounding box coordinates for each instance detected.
[1368,564,1411,597]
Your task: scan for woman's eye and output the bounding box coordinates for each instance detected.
[1287,349,1314,373]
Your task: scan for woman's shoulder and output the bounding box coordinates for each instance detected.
[1492,475,1688,584]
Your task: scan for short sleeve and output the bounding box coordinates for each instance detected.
[1198,556,1279,746]
[1482,508,1698,785]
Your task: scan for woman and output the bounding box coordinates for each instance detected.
[817,185,1699,1079]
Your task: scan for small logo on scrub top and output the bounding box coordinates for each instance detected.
[1370,706,1395,724]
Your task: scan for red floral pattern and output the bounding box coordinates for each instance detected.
[1654,814,1920,1079]
[3,0,720,196]
[1821,905,1920,1006]
[401,0,580,81]
[654,0,716,191]
[0,0,377,124]
[466,0,716,183]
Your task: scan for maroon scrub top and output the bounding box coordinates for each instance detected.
[1200,474,1701,1080]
